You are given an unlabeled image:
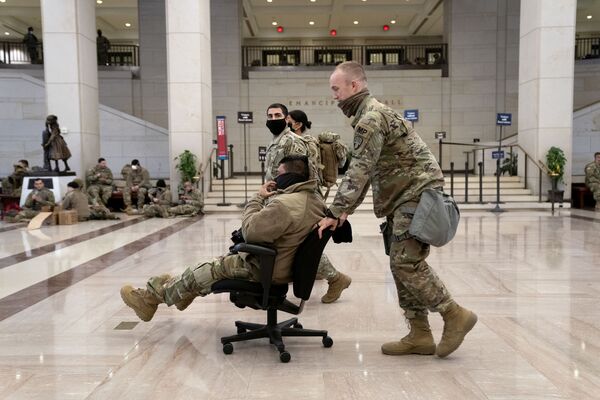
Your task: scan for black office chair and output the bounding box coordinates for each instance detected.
[211,228,333,363]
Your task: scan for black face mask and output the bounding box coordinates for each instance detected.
[274,172,306,190]
[266,119,287,135]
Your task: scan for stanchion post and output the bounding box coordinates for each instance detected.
[478,162,483,203]
[464,161,469,203]
[450,162,454,197]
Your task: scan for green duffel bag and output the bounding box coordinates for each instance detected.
[405,188,460,247]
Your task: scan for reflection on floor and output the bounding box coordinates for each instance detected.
[0,209,599,399]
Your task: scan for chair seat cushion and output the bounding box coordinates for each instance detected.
[212,279,289,297]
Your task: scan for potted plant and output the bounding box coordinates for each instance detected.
[174,150,198,189]
[545,146,566,203]
[499,152,518,176]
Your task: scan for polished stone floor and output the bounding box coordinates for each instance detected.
[0,209,599,399]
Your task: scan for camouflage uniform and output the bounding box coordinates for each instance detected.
[146,180,324,305]
[89,204,119,220]
[62,189,90,221]
[265,127,340,281]
[584,161,600,204]
[328,95,453,318]
[86,165,114,205]
[123,167,151,209]
[169,187,204,216]
[143,187,172,218]
[14,187,55,221]
[1,162,28,197]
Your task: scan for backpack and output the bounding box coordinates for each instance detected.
[317,131,348,199]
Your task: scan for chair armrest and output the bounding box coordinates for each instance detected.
[233,243,277,257]
[233,242,277,308]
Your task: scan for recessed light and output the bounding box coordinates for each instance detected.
[309,21,315,25]
[587,15,592,19]
[125,22,131,27]
[4,32,9,35]
[353,20,359,25]
[391,20,396,24]
[267,0,272,2]
[96,0,102,4]
[0,0,7,3]
[272,21,277,25]
[310,0,316,2]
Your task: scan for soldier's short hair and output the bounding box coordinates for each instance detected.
[68,181,80,189]
[98,157,106,163]
[131,159,140,166]
[335,61,367,84]
[156,179,166,188]
[279,155,309,180]
[19,159,29,167]
[595,152,600,157]
[266,103,288,117]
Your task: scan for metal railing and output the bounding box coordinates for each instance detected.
[575,36,600,60]
[242,43,447,75]
[439,137,547,204]
[0,41,139,66]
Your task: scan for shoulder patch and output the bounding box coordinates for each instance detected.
[353,121,375,153]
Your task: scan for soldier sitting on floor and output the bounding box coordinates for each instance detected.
[143,179,172,218]
[11,178,55,222]
[168,180,204,216]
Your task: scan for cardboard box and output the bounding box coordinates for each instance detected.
[58,210,78,225]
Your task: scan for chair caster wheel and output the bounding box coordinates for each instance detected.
[223,342,234,355]
[322,336,333,348]
[292,323,303,329]
[279,351,291,363]
[237,327,246,334]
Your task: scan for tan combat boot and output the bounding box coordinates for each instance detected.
[436,303,478,358]
[321,272,352,303]
[120,285,163,322]
[381,315,436,355]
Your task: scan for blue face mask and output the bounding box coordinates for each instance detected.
[274,172,306,190]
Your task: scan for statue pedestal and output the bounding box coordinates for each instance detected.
[21,172,77,207]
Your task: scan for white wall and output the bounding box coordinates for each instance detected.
[0,72,168,178]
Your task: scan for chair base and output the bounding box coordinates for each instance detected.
[220,308,333,363]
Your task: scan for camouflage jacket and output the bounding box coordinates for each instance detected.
[148,187,172,205]
[329,95,444,218]
[585,161,600,187]
[264,127,324,185]
[86,165,113,186]
[24,187,55,210]
[180,188,203,209]
[126,167,151,189]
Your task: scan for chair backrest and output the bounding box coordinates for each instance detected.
[292,227,333,300]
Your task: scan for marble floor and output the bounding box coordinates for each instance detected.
[0,208,599,399]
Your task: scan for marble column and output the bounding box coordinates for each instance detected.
[165,0,213,198]
[40,0,100,176]
[518,0,576,198]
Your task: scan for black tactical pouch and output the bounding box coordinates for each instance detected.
[380,221,391,256]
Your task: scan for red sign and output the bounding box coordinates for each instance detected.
[216,116,228,160]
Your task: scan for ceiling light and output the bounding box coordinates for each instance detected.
[0,0,7,3]
[267,0,272,2]
[310,0,316,2]
[4,32,9,35]
[125,22,131,27]
[309,21,315,25]
[391,20,396,24]
[587,15,592,19]
[272,21,277,25]
[96,0,102,4]
[353,20,359,25]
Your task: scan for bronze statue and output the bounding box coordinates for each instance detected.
[42,115,71,172]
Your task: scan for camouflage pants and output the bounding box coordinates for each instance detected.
[123,186,147,208]
[169,204,202,216]
[14,208,40,221]
[315,254,339,281]
[387,208,453,319]
[147,254,261,306]
[87,184,112,205]
[89,205,119,220]
[588,183,600,202]
[143,204,170,218]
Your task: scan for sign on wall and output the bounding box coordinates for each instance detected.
[237,111,253,123]
[216,116,228,160]
[492,150,505,159]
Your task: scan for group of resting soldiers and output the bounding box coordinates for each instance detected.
[4,157,203,223]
